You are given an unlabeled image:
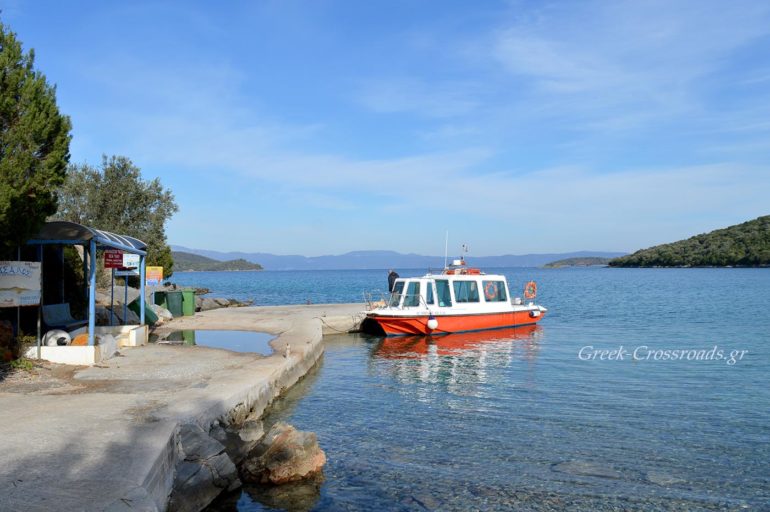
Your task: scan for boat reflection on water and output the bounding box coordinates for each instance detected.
[376,324,542,359]
[371,325,543,397]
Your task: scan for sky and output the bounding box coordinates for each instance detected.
[3,0,770,256]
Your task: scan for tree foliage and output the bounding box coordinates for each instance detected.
[56,155,179,276]
[0,21,71,251]
[609,216,770,267]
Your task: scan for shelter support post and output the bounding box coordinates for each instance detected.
[83,245,88,304]
[139,256,146,325]
[110,268,115,326]
[88,239,97,346]
[37,245,43,359]
[123,277,128,324]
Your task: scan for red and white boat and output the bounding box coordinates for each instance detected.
[363,258,547,336]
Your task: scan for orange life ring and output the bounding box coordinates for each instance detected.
[484,282,498,301]
[523,281,537,299]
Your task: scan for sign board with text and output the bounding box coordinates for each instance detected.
[104,250,123,269]
[146,266,163,286]
[0,261,42,307]
[115,269,140,278]
[122,253,140,269]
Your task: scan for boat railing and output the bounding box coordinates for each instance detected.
[363,291,432,311]
[363,290,389,310]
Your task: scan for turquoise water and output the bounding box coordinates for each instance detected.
[196,268,770,511]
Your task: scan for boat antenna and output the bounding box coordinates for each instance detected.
[461,243,469,262]
[444,231,449,270]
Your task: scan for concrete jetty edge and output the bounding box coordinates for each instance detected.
[0,303,365,512]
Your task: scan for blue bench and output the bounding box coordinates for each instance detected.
[42,303,88,331]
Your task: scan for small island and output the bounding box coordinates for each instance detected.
[172,251,263,271]
[609,215,770,267]
[543,257,611,268]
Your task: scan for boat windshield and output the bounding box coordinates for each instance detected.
[436,279,452,307]
[403,281,421,307]
[389,281,404,307]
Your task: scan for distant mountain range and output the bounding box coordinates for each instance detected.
[170,246,626,271]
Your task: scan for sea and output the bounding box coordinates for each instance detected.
[175,268,770,511]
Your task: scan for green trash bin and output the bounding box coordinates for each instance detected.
[182,290,195,316]
[166,291,183,317]
[128,299,159,325]
[182,329,196,345]
[154,291,168,309]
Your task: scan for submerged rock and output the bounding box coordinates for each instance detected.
[241,477,323,512]
[242,422,326,485]
[645,470,685,486]
[551,460,622,479]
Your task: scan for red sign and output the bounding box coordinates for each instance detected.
[104,250,123,269]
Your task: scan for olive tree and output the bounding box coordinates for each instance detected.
[56,155,179,277]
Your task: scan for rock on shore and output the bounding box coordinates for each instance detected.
[242,422,326,485]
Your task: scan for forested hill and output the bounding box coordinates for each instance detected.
[172,251,263,271]
[609,216,770,267]
[544,257,610,268]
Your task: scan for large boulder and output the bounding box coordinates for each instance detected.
[150,304,173,323]
[168,424,241,512]
[210,417,264,466]
[242,422,326,485]
[112,306,140,325]
[213,298,231,308]
[94,306,113,326]
[198,297,221,312]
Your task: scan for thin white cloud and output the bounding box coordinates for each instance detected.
[492,0,770,121]
[357,77,482,118]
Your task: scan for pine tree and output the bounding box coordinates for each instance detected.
[0,21,71,251]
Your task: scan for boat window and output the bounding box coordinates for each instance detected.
[453,280,480,303]
[426,282,434,305]
[403,281,421,307]
[435,280,452,307]
[482,281,507,302]
[389,281,404,307]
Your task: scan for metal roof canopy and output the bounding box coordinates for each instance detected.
[28,221,147,255]
[26,221,148,347]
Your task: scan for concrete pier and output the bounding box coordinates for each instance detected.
[0,304,365,512]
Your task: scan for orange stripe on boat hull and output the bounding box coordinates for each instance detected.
[372,310,545,336]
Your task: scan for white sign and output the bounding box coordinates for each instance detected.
[115,269,140,277]
[0,261,42,307]
[122,253,140,268]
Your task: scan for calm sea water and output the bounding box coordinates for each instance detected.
[192,268,770,511]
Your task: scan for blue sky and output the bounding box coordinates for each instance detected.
[3,0,770,256]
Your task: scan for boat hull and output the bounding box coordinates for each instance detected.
[367,310,545,336]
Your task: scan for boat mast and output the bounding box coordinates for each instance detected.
[444,231,449,270]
